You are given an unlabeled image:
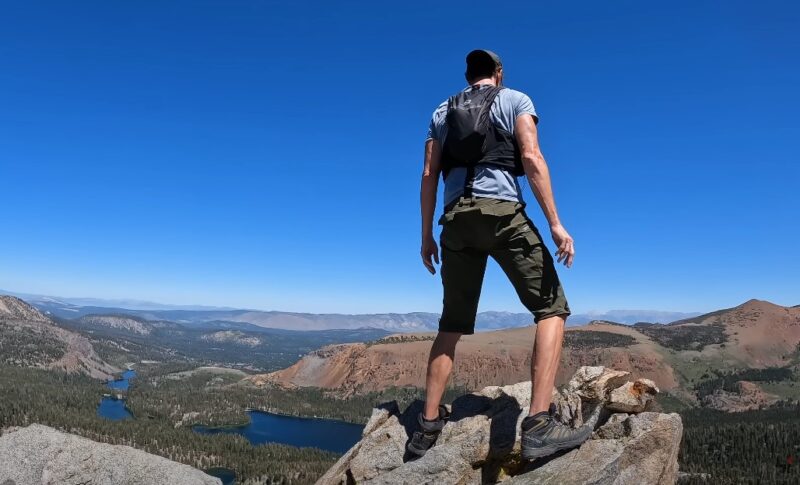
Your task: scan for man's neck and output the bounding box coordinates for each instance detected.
[469,77,497,87]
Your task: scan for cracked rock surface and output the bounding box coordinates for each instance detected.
[316,366,682,485]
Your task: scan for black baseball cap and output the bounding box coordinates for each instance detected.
[466,49,502,71]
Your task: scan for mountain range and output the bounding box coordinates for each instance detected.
[4,289,700,332]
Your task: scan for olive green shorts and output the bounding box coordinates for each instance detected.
[438,196,571,334]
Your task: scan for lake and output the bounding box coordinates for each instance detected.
[107,369,137,391]
[205,467,236,485]
[97,369,136,420]
[98,370,363,453]
[97,397,134,420]
[194,410,364,454]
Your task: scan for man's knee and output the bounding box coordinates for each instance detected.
[434,331,463,346]
[430,331,462,356]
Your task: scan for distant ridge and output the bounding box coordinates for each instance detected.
[8,289,700,332]
[30,304,700,332]
[567,309,702,325]
[0,289,237,312]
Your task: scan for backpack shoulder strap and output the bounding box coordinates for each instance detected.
[476,86,503,128]
[446,94,455,112]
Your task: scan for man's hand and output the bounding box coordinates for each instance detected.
[421,235,440,274]
[550,224,575,268]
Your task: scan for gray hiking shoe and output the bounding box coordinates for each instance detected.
[406,404,450,457]
[520,411,592,460]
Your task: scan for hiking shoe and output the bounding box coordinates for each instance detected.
[406,404,450,457]
[520,411,592,460]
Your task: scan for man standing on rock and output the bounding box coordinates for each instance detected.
[410,49,592,459]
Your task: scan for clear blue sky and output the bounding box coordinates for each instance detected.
[1,1,798,314]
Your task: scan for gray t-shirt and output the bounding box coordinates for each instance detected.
[426,85,538,206]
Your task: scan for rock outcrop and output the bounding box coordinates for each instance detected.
[201,330,263,347]
[316,366,681,485]
[78,314,154,335]
[0,424,221,485]
[702,380,778,412]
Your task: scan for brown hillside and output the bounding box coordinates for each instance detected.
[673,299,800,368]
[245,323,679,395]
[0,296,118,379]
[246,300,800,398]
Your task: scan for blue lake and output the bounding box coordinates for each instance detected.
[97,369,136,420]
[107,369,137,391]
[97,398,133,420]
[205,467,236,485]
[194,410,364,454]
[97,368,363,456]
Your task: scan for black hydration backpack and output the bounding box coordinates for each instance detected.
[441,85,524,188]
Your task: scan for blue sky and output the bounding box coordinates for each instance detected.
[1,1,798,314]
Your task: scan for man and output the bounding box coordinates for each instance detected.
[408,49,592,460]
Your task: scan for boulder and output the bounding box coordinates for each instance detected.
[0,424,220,485]
[566,366,630,401]
[506,412,682,484]
[316,366,682,485]
[606,378,659,413]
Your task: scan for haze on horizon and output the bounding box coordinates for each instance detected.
[1,1,798,315]
[0,287,783,323]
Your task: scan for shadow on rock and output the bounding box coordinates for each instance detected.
[399,391,522,465]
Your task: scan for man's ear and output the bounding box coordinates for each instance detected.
[495,68,504,86]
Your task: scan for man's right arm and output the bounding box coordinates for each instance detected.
[420,138,442,274]
[514,113,575,268]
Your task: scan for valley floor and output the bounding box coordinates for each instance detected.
[3,363,800,484]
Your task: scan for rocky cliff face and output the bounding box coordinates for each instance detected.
[316,366,682,485]
[0,424,221,485]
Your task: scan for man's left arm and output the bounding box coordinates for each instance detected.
[515,113,575,268]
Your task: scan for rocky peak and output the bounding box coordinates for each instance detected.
[316,366,682,485]
[735,298,784,313]
[0,295,49,322]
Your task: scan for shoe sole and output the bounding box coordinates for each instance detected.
[406,443,429,457]
[521,436,588,460]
